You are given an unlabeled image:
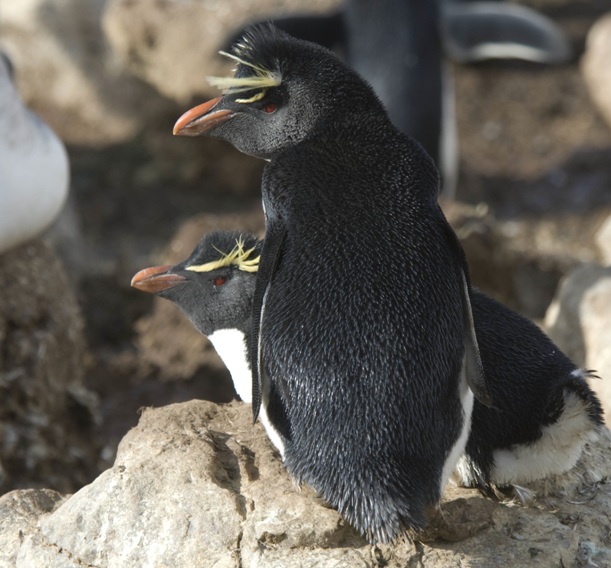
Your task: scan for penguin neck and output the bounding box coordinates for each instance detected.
[207,328,253,403]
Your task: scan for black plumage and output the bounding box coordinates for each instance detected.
[173,24,490,543]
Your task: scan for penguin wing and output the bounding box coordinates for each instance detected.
[440,210,494,407]
[461,271,493,407]
[250,219,287,422]
[443,1,571,64]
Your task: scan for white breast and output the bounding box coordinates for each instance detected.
[207,328,285,457]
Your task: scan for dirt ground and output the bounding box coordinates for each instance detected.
[56,0,611,478]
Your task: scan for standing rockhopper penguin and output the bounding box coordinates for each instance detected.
[173,24,492,543]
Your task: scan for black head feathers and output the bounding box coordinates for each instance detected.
[174,23,390,159]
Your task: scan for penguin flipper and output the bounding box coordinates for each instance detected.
[443,1,571,64]
[461,271,493,408]
[439,209,494,407]
[250,220,287,422]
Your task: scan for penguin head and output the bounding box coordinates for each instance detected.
[173,23,383,159]
[131,231,260,337]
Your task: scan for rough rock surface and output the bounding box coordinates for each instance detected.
[582,12,611,130]
[545,263,611,425]
[102,0,340,103]
[0,240,98,494]
[0,488,66,568]
[445,202,578,319]
[1,400,609,567]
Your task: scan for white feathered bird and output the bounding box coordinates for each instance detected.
[0,53,69,255]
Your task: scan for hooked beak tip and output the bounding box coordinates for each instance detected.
[131,265,186,294]
[173,96,234,136]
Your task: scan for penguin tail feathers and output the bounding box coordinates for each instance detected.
[563,369,605,428]
[338,489,428,544]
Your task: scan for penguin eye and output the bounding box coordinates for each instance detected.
[262,102,277,114]
[213,276,227,287]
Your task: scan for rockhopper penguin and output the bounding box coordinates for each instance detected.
[132,231,604,498]
[172,24,492,543]
[130,231,288,456]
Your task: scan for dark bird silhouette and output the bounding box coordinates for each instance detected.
[133,230,604,501]
[173,24,491,543]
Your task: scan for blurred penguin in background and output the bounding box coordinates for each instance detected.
[231,0,571,198]
[0,52,69,255]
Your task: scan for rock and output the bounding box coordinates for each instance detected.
[102,0,340,103]
[0,488,66,568]
[444,202,572,319]
[596,214,611,265]
[0,0,176,145]
[2,399,610,567]
[582,12,611,130]
[0,239,99,494]
[545,263,611,425]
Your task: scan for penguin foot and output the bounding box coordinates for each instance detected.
[369,544,388,567]
[484,483,537,504]
[511,484,537,504]
[414,502,491,543]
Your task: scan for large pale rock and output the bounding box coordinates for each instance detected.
[0,489,66,568]
[0,240,98,494]
[582,12,611,130]
[546,264,611,425]
[102,0,340,102]
[3,400,610,567]
[0,0,175,144]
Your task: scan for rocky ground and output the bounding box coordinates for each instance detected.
[1,0,611,566]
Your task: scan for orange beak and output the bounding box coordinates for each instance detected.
[173,96,235,136]
[131,265,186,294]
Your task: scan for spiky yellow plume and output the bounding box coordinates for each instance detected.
[186,236,260,274]
[207,51,281,103]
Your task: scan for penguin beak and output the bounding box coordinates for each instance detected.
[173,96,235,136]
[131,265,187,293]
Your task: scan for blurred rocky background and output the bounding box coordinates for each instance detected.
[1,0,611,565]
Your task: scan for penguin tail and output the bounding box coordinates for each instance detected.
[562,369,605,428]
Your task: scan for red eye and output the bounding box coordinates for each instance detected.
[263,103,277,114]
[213,276,227,287]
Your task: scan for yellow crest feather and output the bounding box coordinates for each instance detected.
[186,236,260,274]
[207,51,281,101]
